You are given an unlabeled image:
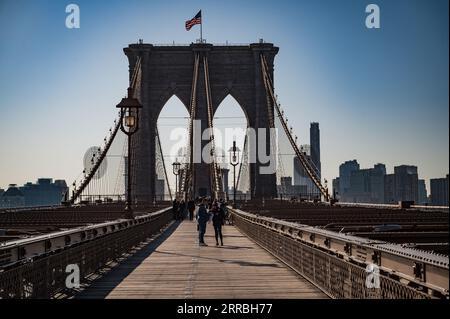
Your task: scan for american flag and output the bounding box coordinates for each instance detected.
[185,10,201,31]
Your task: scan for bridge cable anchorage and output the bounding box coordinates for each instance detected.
[181,53,200,200]
[203,55,224,199]
[69,57,143,205]
[260,54,330,202]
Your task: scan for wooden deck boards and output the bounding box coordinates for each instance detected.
[79,220,327,299]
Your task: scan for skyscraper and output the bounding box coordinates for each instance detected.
[310,122,321,178]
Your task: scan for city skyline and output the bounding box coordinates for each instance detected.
[0,0,448,193]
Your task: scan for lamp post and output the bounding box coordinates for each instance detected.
[228,141,240,208]
[116,87,142,219]
[172,159,181,200]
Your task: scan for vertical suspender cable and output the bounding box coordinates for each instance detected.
[203,55,223,199]
[184,53,200,199]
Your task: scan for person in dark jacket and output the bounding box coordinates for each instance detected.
[178,200,186,220]
[196,199,210,246]
[172,199,179,220]
[187,199,195,221]
[211,202,225,246]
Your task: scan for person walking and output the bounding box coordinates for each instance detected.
[172,199,179,220]
[187,199,195,221]
[219,199,229,225]
[178,200,186,220]
[212,202,225,246]
[196,198,210,246]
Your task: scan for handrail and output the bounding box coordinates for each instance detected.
[0,207,172,298]
[229,207,449,298]
[0,207,172,268]
[336,202,449,212]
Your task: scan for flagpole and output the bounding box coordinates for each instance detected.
[200,14,203,43]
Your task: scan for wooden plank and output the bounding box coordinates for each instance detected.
[79,220,327,299]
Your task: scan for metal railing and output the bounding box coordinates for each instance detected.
[0,207,172,298]
[229,208,449,299]
[336,202,449,212]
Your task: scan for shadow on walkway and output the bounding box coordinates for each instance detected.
[154,249,282,268]
[76,220,181,299]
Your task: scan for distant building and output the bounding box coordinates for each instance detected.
[221,168,229,196]
[280,176,292,187]
[0,179,68,208]
[291,123,322,198]
[20,178,68,207]
[345,163,386,204]
[430,175,449,206]
[384,165,419,204]
[332,177,340,199]
[372,164,386,203]
[338,160,360,202]
[418,179,428,205]
[0,184,25,208]
[310,123,321,195]
[384,174,396,204]
[293,145,313,193]
[394,165,418,203]
[278,176,308,198]
[310,123,321,177]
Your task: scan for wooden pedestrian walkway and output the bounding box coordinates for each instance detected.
[78,220,327,299]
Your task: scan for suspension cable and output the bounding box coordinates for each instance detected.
[69,57,142,204]
[203,55,223,199]
[260,54,329,201]
[183,52,200,200]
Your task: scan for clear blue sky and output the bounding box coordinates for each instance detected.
[0,0,448,193]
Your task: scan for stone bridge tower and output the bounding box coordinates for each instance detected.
[124,42,278,202]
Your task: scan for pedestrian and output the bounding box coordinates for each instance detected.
[172,199,179,220]
[178,200,186,220]
[196,198,210,246]
[187,198,195,221]
[212,202,225,246]
[219,200,229,225]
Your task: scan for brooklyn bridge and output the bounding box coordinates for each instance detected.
[0,42,448,299]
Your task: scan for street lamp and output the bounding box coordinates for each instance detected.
[172,159,181,200]
[116,87,142,219]
[228,141,240,208]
